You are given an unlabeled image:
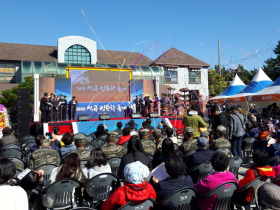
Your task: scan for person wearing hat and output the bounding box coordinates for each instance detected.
[229,106,245,157]
[209,125,231,154]
[182,104,207,138]
[179,126,197,156]
[69,96,78,120]
[139,128,156,156]
[102,161,156,210]
[29,138,61,169]
[102,131,126,159]
[185,137,214,169]
[255,183,280,210]
[262,132,280,158]
[71,133,91,160]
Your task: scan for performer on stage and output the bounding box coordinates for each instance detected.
[64,96,68,120]
[52,95,59,122]
[48,93,55,122]
[40,93,49,123]
[133,95,140,113]
[160,93,170,116]
[69,96,78,120]
[59,95,66,121]
[139,94,145,115]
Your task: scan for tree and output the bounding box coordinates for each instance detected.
[0,76,34,108]
[262,40,280,81]
[208,69,228,97]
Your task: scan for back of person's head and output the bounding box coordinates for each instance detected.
[256,183,280,209]
[127,135,145,154]
[56,153,87,182]
[52,127,60,135]
[162,138,175,158]
[142,121,150,129]
[165,157,187,178]
[117,122,122,129]
[122,127,130,136]
[146,118,151,125]
[253,150,269,167]
[191,105,199,111]
[36,135,44,146]
[152,129,162,140]
[0,158,16,184]
[62,132,73,146]
[216,125,227,137]
[166,127,174,137]
[2,127,12,135]
[124,161,149,184]
[211,151,229,172]
[44,93,48,97]
[19,171,40,191]
[85,148,107,168]
[96,124,105,136]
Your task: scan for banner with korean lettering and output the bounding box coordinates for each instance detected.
[70,70,130,102]
[75,102,131,119]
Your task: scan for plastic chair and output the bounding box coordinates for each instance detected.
[91,139,106,149]
[198,181,238,210]
[83,173,121,208]
[22,142,36,153]
[0,149,24,159]
[88,132,96,140]
[183,150,196,159]
[215,147,231,156]
[231,177,262,210]
[118,198,155,210]
[268,155,280,166]
[242,138,254,163]
[187,161,213,183]
[107,157,122,176]
[1,143,21,152]
[156,187,196,210]
[96,134,108,143]
[228,156,243,178]
[35,163,58,182]
[20,135,35,144]
[42,178,82,210]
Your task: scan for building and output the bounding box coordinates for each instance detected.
[0,36,210,98]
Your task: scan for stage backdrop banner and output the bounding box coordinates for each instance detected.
[76,118,163,134]
[54,78,72,101]
[75,102,131,119]
[70,69,130,103]
[130,79,143,101]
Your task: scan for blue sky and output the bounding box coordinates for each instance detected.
[1,0,280,70]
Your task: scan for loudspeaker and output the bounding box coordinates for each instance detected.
[17,89,30,140]
[78,115,90,121]
[99,113,110,120]
[131,113,141,119]
[149,113,160,118]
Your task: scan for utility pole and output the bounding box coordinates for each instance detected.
[218,40,221,75]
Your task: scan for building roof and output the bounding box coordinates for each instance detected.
[151,47,210,68]
[0,42,153,66]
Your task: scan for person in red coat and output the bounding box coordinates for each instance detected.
[102,161,156,210]
[117,127,132,145]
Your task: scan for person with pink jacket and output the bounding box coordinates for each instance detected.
[193,151,239,210]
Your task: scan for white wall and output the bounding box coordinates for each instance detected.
[57,36,97,64]
[163,67,209,99]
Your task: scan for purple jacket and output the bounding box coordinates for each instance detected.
[194,171,239,210]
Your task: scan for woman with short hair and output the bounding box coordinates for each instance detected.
[0,158,28,210]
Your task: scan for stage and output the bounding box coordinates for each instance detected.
[34,117,184,136]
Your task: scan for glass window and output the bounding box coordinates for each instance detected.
[164,67,178,84]
[189,69,201,83]
[64,45,91,64]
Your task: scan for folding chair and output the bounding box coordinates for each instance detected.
[268,155,280,167]
[35,163,58,182]
[242,138,254,163]
[118,198,155,210]
[107,157,122,176]
[0,149,24,160]
[198,181,238,210]
[156,187,196,210]
[228,156,243,179]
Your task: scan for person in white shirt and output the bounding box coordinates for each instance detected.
[82,148,112,179]
[0,158,28,210]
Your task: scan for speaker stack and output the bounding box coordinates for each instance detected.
[17,89,30,140]
[99,113,110,120]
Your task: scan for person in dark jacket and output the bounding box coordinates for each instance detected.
[185,137,215,169]
[69,96,78,120]
[211,106,228,139]
[153,156,194,201]
[0,127,17,147]
[117,136,152,179]
[262,133,280,157]
[59,133,76,157]
[30,135,60,153]
[40,93,49,123]
[114,122,123,136]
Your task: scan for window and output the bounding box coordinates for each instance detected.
[164,67,178,84]
[189,68,201,83]
[64,45,91,64]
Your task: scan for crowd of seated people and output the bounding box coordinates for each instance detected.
[1,111,280,210]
